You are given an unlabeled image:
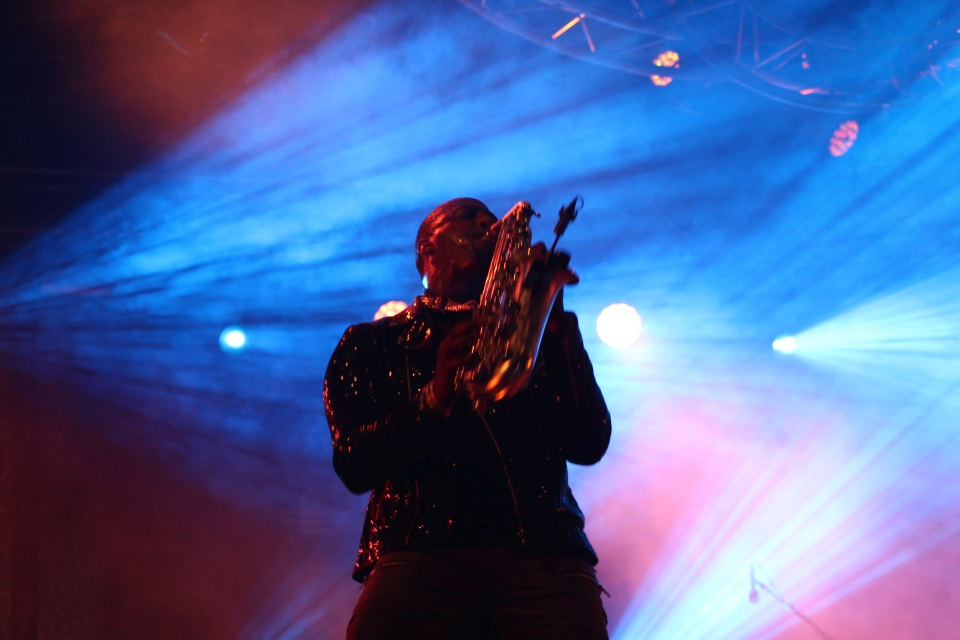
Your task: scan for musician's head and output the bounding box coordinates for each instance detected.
[416,198,497,301]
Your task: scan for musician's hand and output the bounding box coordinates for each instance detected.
[431,318,480,412]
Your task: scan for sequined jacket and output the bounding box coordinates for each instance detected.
[324,297,611,582]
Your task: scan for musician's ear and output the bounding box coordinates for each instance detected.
[417,237,434,257]
[416,238,434,277]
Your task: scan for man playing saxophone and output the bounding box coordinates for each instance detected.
[324,197,612,639]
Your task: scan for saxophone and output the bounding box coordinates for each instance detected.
[458,198,581,414]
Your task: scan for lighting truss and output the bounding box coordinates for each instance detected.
[459,0,960,112]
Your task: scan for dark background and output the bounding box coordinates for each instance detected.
[2,1,368,637]
[1,0,370,258]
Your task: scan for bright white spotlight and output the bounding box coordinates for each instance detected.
[772,336,796,354]
[220,326,247,352]
[596,303,642,348]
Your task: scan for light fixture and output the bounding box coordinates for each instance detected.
[220,326,247,352]
[772,335,796,353]
[829,120,859,157]
[596,303,642,348]
[374,301,408,320]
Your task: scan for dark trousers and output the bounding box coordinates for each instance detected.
[346,548,609,640]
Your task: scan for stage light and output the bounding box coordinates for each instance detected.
[772,336,796,354]
[786,267,960,390]
[596,303,642,348]
[374,300,408,320]
[650,75,673,86]
[552,14,583,40]
[829,120,859,157]
[220,326,247,352]
[654,51,679,68]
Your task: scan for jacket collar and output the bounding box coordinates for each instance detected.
[397,296,476,348]
[417,295,478,313]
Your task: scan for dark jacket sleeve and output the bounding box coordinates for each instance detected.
[539,312,612,465]
[323,323,444,494]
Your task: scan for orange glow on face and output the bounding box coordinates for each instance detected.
[374,300,408,320]
[650,75,673,86]
[653,51,680,68]
[829,120,859,157]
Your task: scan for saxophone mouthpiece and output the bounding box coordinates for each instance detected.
[484,219,502,243]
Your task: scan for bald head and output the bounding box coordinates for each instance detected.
[415,198,496,276]
[415,198,497,301]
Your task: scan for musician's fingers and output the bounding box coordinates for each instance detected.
[440,344,472,364]
[441,321,480,350]
[438,316,482,360]
[446,352,474,370]
[447,318,481,338]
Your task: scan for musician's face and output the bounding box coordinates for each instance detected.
[423,209,497,300]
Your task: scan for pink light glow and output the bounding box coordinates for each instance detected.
[830,121,859,157]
